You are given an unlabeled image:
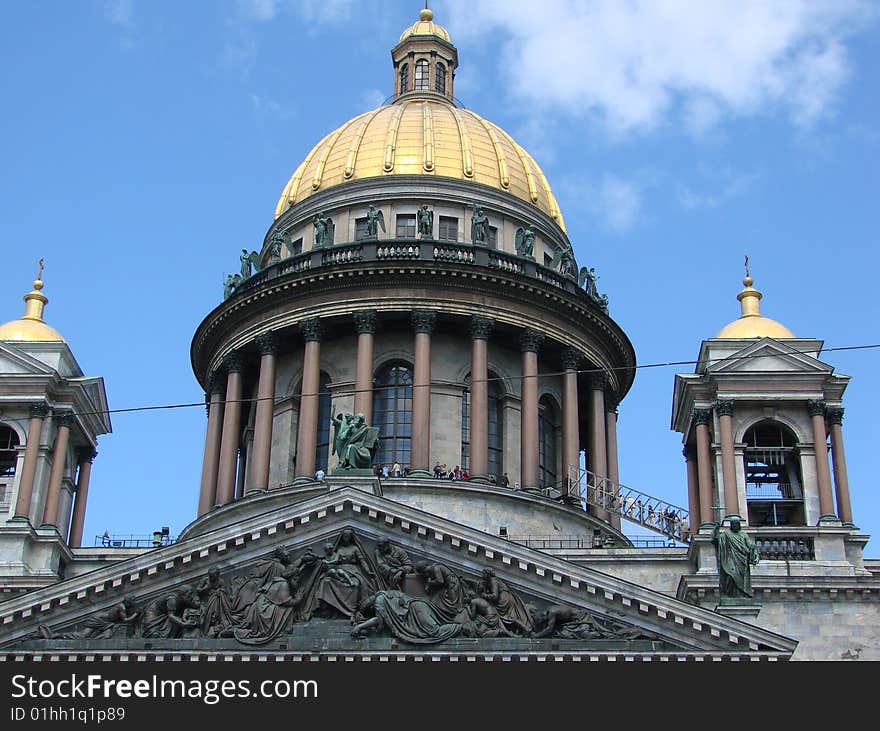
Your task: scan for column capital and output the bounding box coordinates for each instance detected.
[255,331,279,356]
[54,411,76,429]
[587,370,607,391]
[682,446,691,460]
[411,309,437,334]
[692,408,711,426]
[208,369,227,395]
[353,310,378,335]
[469,316,494,340]
[807,399,827,417]
[29,401,50,419]
[560,347,582,371]
[76,446,97,463]
[714,399,735,417]
[605,390,620,413]
[298,317,322,342]
[520,328,544,353]
[224,350,245,374]
[826,407,844,425]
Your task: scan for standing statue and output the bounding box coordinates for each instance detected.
[374,538,413,590]
[364,205,385,239]
[239,249,261,279]
[417,204,434,239]
[223,273,242,300]
[514,225,535,259]
[313,212,335,248]
[331,412,380,470]
[579,266,602,301]
[268,230,286,263]
[715,517,760,603]
[196,567,233,638]
[470,203,490,245]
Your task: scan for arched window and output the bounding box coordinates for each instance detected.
[538,396,559,490]
[373,364,413,468]
[460,374,504,479]
[315,372,332,471]
[399,63,409,95]
[414,59,429,90]
[435,62,446,94]
[743,421,804,526]
[0,425,19,478]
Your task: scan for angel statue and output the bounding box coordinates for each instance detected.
[239,249,261,279]
[579,266,600,301]
[514,225,535,259]
[549,244,577,279]
[417,205,434,239]
[364,205,385,239]
[313,212,335,248]
[223,273,242,300]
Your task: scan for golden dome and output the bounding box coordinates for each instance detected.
[715,273,794,339]
[0,267,66,343]
[274,99,566,231]
[398,8,451,43]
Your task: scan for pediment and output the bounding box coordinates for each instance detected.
[0,343,56,376]
[0,487,796,659]
[707,338,832,376]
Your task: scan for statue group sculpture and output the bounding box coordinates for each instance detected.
[331,412,380,471]
[514,225,535,259]
[364,205,386,239]
[36,532,657,648]
[714,517,760,604]
[579,266,609,313]
[417,204,433,239]
[313,212,335,248]
[471,203,490,245]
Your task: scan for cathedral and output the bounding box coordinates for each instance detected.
[0,9,876,662]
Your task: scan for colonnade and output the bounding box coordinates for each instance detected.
[684,399,853,532]
[12,401,97,547]
[197,312,622,520]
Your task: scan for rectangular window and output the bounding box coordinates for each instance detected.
[290,237,303,256]
[396,214,416,239]
[438,216,458,241]
[488,226,498,249]
[543,253,553,268]
[355,217,369,241]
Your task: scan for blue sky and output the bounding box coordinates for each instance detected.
[1,1,878,548]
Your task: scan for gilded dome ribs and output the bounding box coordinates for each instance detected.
[345,109,383,179]
[422,103,435,172]
[500,132,539,204]
[312,118,357,192]
[384,104,406,172]
[469,112,510,189]
[449,106,474,178]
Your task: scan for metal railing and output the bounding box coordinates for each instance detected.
[745,482,803,500]
[93,534,175,549]
[508,535,678,550]
[572,468,691,543]
[755,537,815,561]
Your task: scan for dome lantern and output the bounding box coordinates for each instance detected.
[0,258,66,343]
[715,258,795,339]
[392,6,458,103]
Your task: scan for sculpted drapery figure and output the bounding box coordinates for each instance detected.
[331,412,380,470]
[351,590,463,644]
[374,538,413,590]
[38,597,139,640]
[715,518,760,602]
[141,587,201,639]
[239,249,261,279]
[514,225,535,258]
[196,567,233,637]
[313,212,335,247]
[417,204,433,238]
[223,273,242,300]
[471,203,490,245]
[268,230,286,263]
[364,205,385,238]
[416,561,466,622]
[478,568,533,634]
[304,529,380,619]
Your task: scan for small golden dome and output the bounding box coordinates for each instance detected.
[715,271,794,339]
[0,267,66,343]
[275,99,566,230]
[399,7,451,43]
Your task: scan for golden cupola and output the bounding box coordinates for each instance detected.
[0,261,66,343]
[274,8,566,231]
[715,267,795,339]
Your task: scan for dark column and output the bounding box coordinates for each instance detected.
[560,348,581,500]
[684,446,700,537]
[68,447,97,548]
[693,409,715,526]
[353,310,377,423]
[410,310,437,476]
[588,372,609,521]
[605,391,621,529]
[295,318,322,479]
[469,317,494,480]
[520,329,544,490]
[215,352,244,507]
[197,373,225,516]
[808,399,836,520]
[248,332,279,494]
[715,399,740,519]
[41,412,75,529]
[13,402,49,522]
[827,407,854,526]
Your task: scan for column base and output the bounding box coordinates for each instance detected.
[714,602,762,619]
[562,495,584,508]
[406,469,433,479]
[465,474,492,485]
[292,476,317,487]
[818,514,842,526]
[244,487,268,497]
[7,515,32,526]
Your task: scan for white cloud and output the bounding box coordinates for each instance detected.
[445,0,873,134]
[560,174,643,234]
[235,0,354,24]
[360,88,387,110]
[103,0,134,27]
[677,170,758,210]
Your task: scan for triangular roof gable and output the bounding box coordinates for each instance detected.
[706,338,832,376]
[0,342,56,376]
[0,487,796,657]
